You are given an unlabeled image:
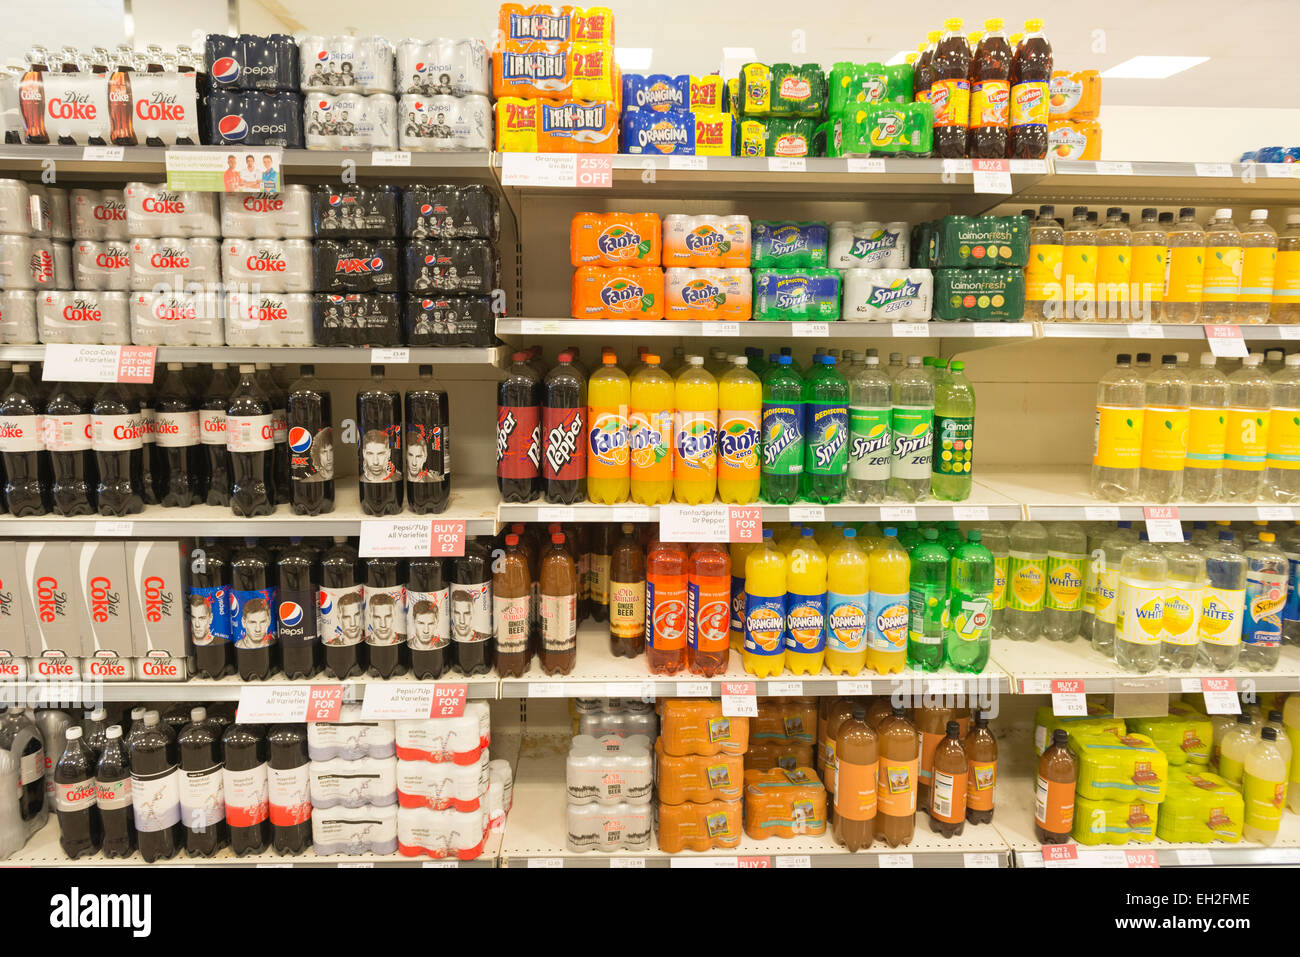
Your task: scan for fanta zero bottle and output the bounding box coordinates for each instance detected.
[587,353,630,504]
[729,540,757,652]
[825,528,871,675]
[743,529,788,678]
[628,354,674,505]
[717,356,762,504]
[867,527,911,675]
[761,355,804,504]
[673,356,719,504]
[785,528,828,675]
[646,538,689,674]
[688,542,731,677]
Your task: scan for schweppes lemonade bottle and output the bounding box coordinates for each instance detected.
[1041,523,1086,642]
[1117,532,1166,673]
[1005,522,1046,641]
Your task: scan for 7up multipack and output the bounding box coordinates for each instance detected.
[912,214,1030,321]
[817,61,933,158]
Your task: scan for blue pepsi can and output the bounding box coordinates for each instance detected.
[205,33,300,92]
[206,90,305,147]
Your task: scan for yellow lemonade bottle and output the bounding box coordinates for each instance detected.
[673,356,719,504]
[586,354,630,504]
[743,529,787,678]
[629,354,674,505]
[867,526,910,675]
[728,540,757,652]
[825,528,870,675]
[816,522,845,551]
[717,356,762,504]
[776,524,802,552]
[785,528,828,676]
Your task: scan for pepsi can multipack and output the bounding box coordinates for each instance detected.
[312,293,402,346]
[299,35,395,95]
[310,185,398,238]
[400,184,498,240]
[404,295,493,347]
[205,33,300,92]
[206,90,305,147]
[397,94,491,152]
[220,186,312,239]
[395,38,490,97]
[303,92,397,150]
[405,240,499,295]
[314,238,400,293]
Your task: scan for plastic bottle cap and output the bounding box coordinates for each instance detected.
[688,356,703,366]
[1263,727,1278,741]
[1215,208,1232,219]
[924,529,938,540]
[732,356,748,366]
[1052,729,1068,744]
[1288,214,1300,225]
[1200,353,1216,366]
[1269,710,1283,722]
[801,527,814,537]
[1288,355,1300,367]
[984,17,1003,30]
[968,530,981,542]
[883,526,898,536]
[143,711,159,727]
[1244,354,1262,366]
[851,705,867,721]
[602,354,617,365]
[946,721,961,736]
[1251,209,1269,219]
[66,726,82,740]
[763,529,774,539]
[1237,714,1253,724]
[105,726,121,740]
[239,363,255,373]
[944,17,963,30]
[558,351,572,363]
[777,355,792,365]
[191,707,206,722]
[552,533,565,545]
[1025,18,1044,31]
[506,534,518,546]
[644,353,660,364]
[843,528,857,538]
[167,362,182,371]
[621,524,634,533]
[951,361,964,372]
[1161,354,1176,364]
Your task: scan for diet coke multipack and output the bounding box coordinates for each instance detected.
[219,185,315,346]
[0,178,74,344]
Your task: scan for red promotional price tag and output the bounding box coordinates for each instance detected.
[1143,506,1183,543]
[1125,849,1159,868]
[577,155,612,188]
[115,346,157,383]
[972,158,1012,194]
[1041,844,1079,866]
[430,684,467,717]
[1051,679,1086,717]
[1204,325,1248,358]
[721,680,757,717]
[1052,679,1084,694]
[307,685,344,722]
[738,856,771,868]
[728,506,762,543]
[430,520,466,557]
[1201,677,1241,715]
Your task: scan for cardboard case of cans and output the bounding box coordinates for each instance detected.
[618,73,731,156]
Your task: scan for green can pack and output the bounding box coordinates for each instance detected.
[765,117,816,157]
[828,62,888,115]
[935,215,1030,269]
[753,268,841,320]
[933,267,1026,321]
[768,63,827,118]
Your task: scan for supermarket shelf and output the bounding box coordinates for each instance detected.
[0,344,509,367]
[498,623,1010,698]
[498,734,1009,867]
[0,483,500,537]
[1019,160,1300,207]
[992,638,1300,695]
[1040,322,1300,341]
[496,319,1034,339]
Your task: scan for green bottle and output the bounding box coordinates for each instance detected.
[897,521,922,550]
[907,528,949,671]
[745,347,768,378]
[944,529,995,673]
[932,359,976,501]
[760,354,804,504]
[939,521,965,552]
[800,355,849,503]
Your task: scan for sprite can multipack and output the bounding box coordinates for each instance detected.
[933,267,1026,321]
[933,215,1030,269]
[752,221,829,268]
[754,268,841,320]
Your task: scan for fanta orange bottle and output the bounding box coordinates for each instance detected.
[688,542,731,677]
[647,538,689,674]
[673,356,718,504]
[867,527,911,675]
[743,529,787,678]
[784,528,828,676]
[587,353,629,504]
[629,354,674,505]
[717,356,761,504]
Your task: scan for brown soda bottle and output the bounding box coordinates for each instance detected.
[928,721,968,838]
[929,17,971,158]
[832,703,877,852]
[969,17,1012,158]
[512,522,542,658]
[1009,18,1052,159]
[865,697,893,731]
[539,531,578,675]
[964,712,998,824]
[589,523,613,623]
[1034,728,1076,844]
[820,696,858,795]
[874,705,919,848]
[493,533,532,678]
[916,704,954,814]
[608,523,646,659]
[913,31,939,102]
[686,542,730,678]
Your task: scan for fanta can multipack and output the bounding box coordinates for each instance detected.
[572,264,664,319]
[571,212,662,267]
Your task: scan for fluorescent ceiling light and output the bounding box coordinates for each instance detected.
[1101,55,1209,79]
[885,50,910,66]
[614,47,652,71]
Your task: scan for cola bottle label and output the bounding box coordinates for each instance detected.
[405,423,445,482]
[450,581,491,644]
[320,585,364,646]
[230,587,276,650]
[93,413,144,451]
[178,765,226,828]
[493,594,529,654]
[155,410,200,448]
[268,765,310,826]
[289,424,334,482]
[542,407,585,481]
[187,586,231,646]
[96,776,132,810]
[359,424,400,484]
[131,766,181,832]
[140,407,157,445]
[0,414,45,452]
[43,413,92,452]
[199,408,227,445]
[272,408,288,444]
[227,414,275,452]
[497,405,541,479]
[407,588,450,650]
[277,588,318,646]
[365,584,407,646]
[56,776,97,813]
[21,752,43,786]
[222,764,269,827]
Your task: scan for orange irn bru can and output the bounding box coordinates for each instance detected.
[536,98,618,152]
[495,97,539,152]
[497,4,574,47]
[571,265,664,319]
[570,212,662,267]
[493,40,573,99]
[570,42,617,101]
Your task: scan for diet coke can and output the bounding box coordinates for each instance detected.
[395,37,490,97]
[71,188,129,240]
[0,291,37,344]
[130,289,222,346]
[26,183,52,238]
[221,237,314,293]
[219,185,312,239]
[124,182,220,238]
[0,178,30,235]
[130,236,220,290]
[299,34,395,95]
[224,290,314,346]
[0,235,34,289]
[38,290,130,344]
[28,236,61,289]
[45,187,71,241]
[73,238,132,291]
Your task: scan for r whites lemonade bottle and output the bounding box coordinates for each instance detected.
[717,356,761,504]
[743,529,788,678]
[628,354,673,505]
[825,528,870,675]
[784,528,828,675]
[587,354,630,504]
[674,356,718,505]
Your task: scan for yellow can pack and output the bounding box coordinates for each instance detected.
[1032,703,1124,755]
[1157,769,1244,844]
[1068,730,1168,804]
[1126,704,1213,766]
[1073,795,1158,845]
[695,113,733,155]
[495,97,540,152]
[738,118,768,157]
[690,74,725,117]
[740,63,772,115]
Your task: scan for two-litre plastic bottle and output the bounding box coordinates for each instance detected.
[1275,214,1300,324]
[1199,528,1247,670]
[1184,353,1229,501]
[674,356,718,505]
[825,528,870,675]
[784,529,828,675]
[1161,542,1206,669]
[907,529,949,671]
[1238,209,1278,324]
[1094,206,1132,321]
[801,356,849,504]
[1089,522,1134,658]
[687,542,731,677]
[1138,354,1190,503]
[847,355,892,503]
[742,529,787,678]
[586,354,630,505]
[1024,204,1064,320]
[889,356,934,502]
[1163,207,1206,324]
[1005,521,1047,641]
[831,703,877,852]
[1061,206,1097,319]
[867,527,910,674]
[971,522,1009,638]
[1128,207,1166,321]
[1201,209,1243,324]
[944,530,994,672]
[1224,354,1273,500]
[1265,355,1300,502]
[1092,354,1145,501]
[760,355,803,505]
[1042,523,1087,641]
[932,360,974,501]
[717,356,761,505]
[628,354,674,506]
[1116,532,1165,673]
[1242,727,1288,845]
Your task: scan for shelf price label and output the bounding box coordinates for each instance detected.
[500,152,578,187]
[768,157,806,173]
[721,680,757,717]
[236,685,343,724]
[83,146,125,162]
[371,347,411,363]
[1194,163,1234,178]
[766,680,803,696]
[972,158,1012,194]
[660,504,729,542]
[1200,677,1241,715]
[431,520,466,557]
[360,683,468,719]
[1051,679,1087,716]
[1125,849,1159,868]
[359,520,437,557]
[1143,506,1183,543]
[1204,325,1248,358]
[847,158,886,174]
[42,344,157,383]
[728,506,762,543]
[791,322,829,338]
[881,506,917,522]
[370,150,412,166]
[1041,844,1080,867]
[307,685,345,722]
[703,322,739,337]
[667,155,707,171]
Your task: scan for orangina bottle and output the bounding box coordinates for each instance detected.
[717,356,761,504]
[784,528,828,676]
[674,356,718,504]
[825,528,870,676]
[742,529,787,678]
[586,354,630,504]
[629,354,674,505]
[867,527,910,675]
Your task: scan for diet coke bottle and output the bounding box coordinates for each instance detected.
[226,364,275,517]
[200,363,232,506]
[91,381,144,516]
[0,363,52,516]
[154,363,203,507]
[43,380,96,516]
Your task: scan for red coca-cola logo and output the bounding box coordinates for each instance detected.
[142,195,184,214]
[87,659,126,677]
[135,97,185,122]
[245,250,286,272]
[153,299,195,321]
[260,423,276,441]
[143,575,170,622]
[141,658,179,677]
[203,417,226,434]
[63,299,102,322]
[48,95,97,120]
[64,782,97,802]
[95,251,129,270]
[149,251,190,269]
[36,659,74,676]
[243,195,283,213]
[36,575,63,622]
[89,575,117,623]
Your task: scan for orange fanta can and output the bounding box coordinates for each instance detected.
[666,267,724,320]
[571,265,664,319]
[570,212,662,267]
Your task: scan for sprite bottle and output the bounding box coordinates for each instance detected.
[760,354,804,504]
[800,355,849,503]
[932,359,975,501]
[907,528,950,671]
[944,530,995,672]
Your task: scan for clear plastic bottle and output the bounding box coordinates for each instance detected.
[1200,209,1243,324]
[1265,354,1300,503]
[1242,727,1288,845]
[1242,531,1286,671]
[1116,532,1165,673]
[1042,523,1087,642]
[888,356,934,502]
[1026,204,1065,321]
[1188,521,1212,547]
[1095,206,1132,322]
[1183,353,1228,502]
[1091,354,1146,501]
[1005,522,1047,641]
[1161,542,1206,669]
[1280,521,1300,644]
[848,355,893,503]
[887,353,904,376]
[1135,352,1152,374]
[1265,709,1293,768]
[931,359,975,502]
[1199,529,1247,671]
[1162,206,1206,324]
[971,522,1010,638]
[1062,205,1097,321]
[1138,354,1190,503]
[1129,207,1166,322]
[1090,523,1132,658]
[1276,213,1300,324]
[1264,349,1286,377]
[1223,354,1273,501]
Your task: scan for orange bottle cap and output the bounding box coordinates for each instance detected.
[552,532,566,544]
[644,353,660,363]
[505,534,519,546]
[603,353,618,364]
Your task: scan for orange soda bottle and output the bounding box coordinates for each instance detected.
[586,353,630,504]
[687,542,731,677]
[646,538,689,674]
